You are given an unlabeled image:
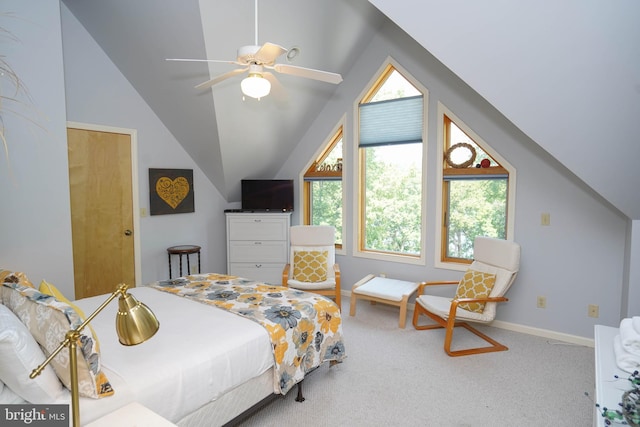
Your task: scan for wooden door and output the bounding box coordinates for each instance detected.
[67,128,135,299]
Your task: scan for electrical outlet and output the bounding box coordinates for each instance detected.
[588,304,599,318]
[537,296,546,308]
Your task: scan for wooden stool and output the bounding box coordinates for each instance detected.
[167,245,201,278]
[350,274,419,328]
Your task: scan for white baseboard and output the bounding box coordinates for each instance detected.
[344,290,595,348]
[490,319,594,348]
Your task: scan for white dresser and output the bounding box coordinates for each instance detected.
[225,212,291,284]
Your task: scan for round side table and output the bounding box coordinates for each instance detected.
[167,245,201,278]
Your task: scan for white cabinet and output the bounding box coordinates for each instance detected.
[226,212,291,284]
[594,325,630,427]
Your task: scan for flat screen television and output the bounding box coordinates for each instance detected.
[241,179,294,212]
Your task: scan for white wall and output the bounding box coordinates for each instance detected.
[60,5,232,288]
[279,20,629,339]
[0,1,75,292]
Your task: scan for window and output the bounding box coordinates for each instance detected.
[304,126,343,247]
[357,63,425,260]
[441,111,513,263]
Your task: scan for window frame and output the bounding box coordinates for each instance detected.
[435,102,516,271]
[301,117,345,253]
[353,58,429,265]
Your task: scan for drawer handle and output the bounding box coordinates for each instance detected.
[254,219,262,222]
[254,242,262,245]
[255,264,262,268]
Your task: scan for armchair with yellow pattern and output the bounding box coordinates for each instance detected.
[282,225,341,310]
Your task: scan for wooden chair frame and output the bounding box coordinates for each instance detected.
[412,281,509,357]
[282,263,341,310]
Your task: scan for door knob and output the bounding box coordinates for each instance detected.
[124,229,132,236]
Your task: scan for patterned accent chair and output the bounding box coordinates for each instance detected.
[282,226,341,310]
[413,236,520,356]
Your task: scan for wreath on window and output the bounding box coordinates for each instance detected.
[445,142,477,168]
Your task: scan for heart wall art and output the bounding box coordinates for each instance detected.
[149,168,195,215]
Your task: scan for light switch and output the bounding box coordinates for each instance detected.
[541,213,550,226]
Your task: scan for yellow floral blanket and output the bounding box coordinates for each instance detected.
[151,273,346,395]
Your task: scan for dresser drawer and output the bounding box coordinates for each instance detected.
[228,216,288,241]
[228,241,288,263]
[228,263,284,284]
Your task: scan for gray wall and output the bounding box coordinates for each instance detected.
[0,2,231,299]
[278,20,628,339]
[61,4,231,288]
[0,2,630,339]
[370,0,640,322]
[0,1,74,291]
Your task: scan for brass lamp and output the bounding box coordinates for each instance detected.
[30,283,159,427]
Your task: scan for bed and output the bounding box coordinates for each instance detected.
[0,271,345,426]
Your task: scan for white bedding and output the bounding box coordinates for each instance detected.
[67,287,273,425]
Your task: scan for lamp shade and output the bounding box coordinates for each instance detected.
[241,74,271,99]
[116,292,160,346]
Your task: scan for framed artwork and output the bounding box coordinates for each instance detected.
[149,168,194,215]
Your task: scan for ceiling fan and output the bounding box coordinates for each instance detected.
[167,0,343,100]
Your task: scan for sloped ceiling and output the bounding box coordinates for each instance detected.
[369,0,640,220]
[61,0,386,202]
[62,0,640,219]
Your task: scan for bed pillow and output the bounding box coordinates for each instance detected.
[0,304,65,402]
[293,250,328,282]
[1,283,114,399]
[0,379,27,404]
[453,269,497,313]
[38,280,100,350]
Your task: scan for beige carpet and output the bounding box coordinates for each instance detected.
[238,296,595,427]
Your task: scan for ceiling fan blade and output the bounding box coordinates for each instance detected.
[254,42,287,65]
[166,58,240,65]
[272,64,343,84]
[195,67,248,90]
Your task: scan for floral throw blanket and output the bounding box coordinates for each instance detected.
[150,273,346,395]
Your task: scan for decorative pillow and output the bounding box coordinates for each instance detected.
[0,269,12,284]
[1,271,35,289]
[0,304,65,402]
[453,269,497,313]
[293,250,328,282]
[1,283,114,399]
[39,280,100,350]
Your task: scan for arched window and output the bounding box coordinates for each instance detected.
[357,62,427,261]
[439,105,515,264]
[303,125,343,247]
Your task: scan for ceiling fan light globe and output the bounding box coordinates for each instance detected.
[241,74,271,99]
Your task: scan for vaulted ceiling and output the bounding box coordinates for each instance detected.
[61,0,640,219]
[61,0,386,202]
